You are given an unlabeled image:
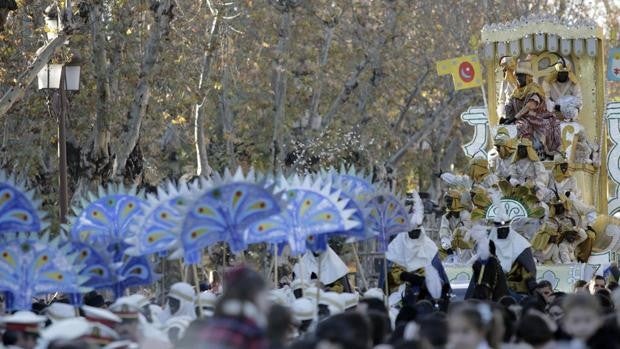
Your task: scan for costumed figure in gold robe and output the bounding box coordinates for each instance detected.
[438,189,473,263]
[488,129,517,180]
[501,60,561,158]
[508,138,549,190]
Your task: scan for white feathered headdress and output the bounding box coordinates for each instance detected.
[466,224,491,262]
[409,190,424,229]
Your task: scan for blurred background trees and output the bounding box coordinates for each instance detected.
[0,0,618,229]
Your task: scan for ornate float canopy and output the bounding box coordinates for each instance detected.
[481,15,603,60]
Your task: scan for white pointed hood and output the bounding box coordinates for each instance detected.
[293,246,349,286]
[158,282,197,323]
[489,227,530,272]
[386,229,437,272]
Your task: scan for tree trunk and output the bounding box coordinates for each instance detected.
[0,34,68,117]
[114,0,174,178]
[270,6,293,171]
[194,12,220,177]
[91,0,111,161]
[219,67,236,169]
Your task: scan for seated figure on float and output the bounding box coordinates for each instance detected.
[438,190,473,263]
[508,138,549,190]
[292,245,350,294]
[500,59,561,158]
[488,129,516,180]
[469,156,499,189]
[497,56,518,120]
[386,199,451,309]
[546,154,581,202]
[532,193,587,264]
[542,57,582,122]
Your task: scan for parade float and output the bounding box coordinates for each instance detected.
[448,14,620,292]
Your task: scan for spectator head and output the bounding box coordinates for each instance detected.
[547,297,565,322]
[516,312,554,347]
[266,304,297,347]
[212,266,269,331]
[573,280,588,293]
[419,313,448,349]
[561,294,602,341]
[535,281,553,304]
[590,275,606,294]
[448,304,491,349]
[316,312,372,349]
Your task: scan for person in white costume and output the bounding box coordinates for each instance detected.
[292,246,350,293]
[488,215,537,296]
[542,57,582,121]
[158,282,197,323]
[386,191,451,308]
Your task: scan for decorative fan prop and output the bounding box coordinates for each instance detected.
[365,192,411,252]
[176,168,282,264]
[245,175,359,256]
[0,233,90,310]
[0,171,47,234]
[306,167,375,252]
[65,185,157,298]
[125,180,199,257]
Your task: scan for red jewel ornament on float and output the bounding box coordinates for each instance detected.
[459,61,475,82]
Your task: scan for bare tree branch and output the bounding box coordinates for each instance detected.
[392,66,431,132]
[0,33,68,117]
[385,91,458,168]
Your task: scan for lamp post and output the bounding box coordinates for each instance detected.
[37,54,80,223]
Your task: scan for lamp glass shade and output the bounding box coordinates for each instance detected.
[37,64,63,90]
[64,66,80,91]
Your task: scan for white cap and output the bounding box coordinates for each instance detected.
[1,311,46,333]
[340,292,359,310]
[82,305,122,327]
[319,292,345,315]
[39,317,91,342]
[102,340,140,349]
[83,322,120,346]
[46,303,77,323]
[109,297,141,320]
[169,282,196,303]
[268,289,290,307]
[127,294,150,309]
[292,298,314,322]
[363,288,385,301]
[197,291,217,317]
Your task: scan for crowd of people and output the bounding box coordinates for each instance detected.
[2,264,620,349]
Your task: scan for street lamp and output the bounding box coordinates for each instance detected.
[36,54,80,223]
[44,4,59,41]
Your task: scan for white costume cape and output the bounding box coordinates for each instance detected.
[489,227,531,273]
[292,246,348,286]
[386,230,443,299]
